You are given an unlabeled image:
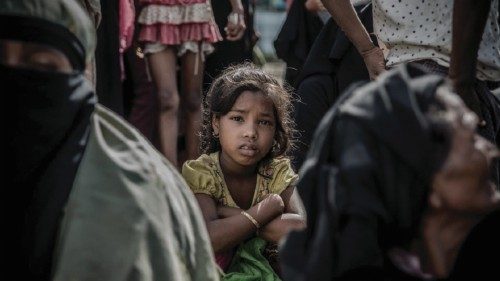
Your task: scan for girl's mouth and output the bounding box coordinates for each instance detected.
[239,144,258,156]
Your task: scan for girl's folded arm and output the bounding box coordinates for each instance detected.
[195,193,284,253]
[257,186,307,243]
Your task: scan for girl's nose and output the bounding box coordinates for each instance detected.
[243,123,257,139]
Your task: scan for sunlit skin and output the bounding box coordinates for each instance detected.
[0,40,72,73]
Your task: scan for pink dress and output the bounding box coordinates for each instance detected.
[138,0,222,56]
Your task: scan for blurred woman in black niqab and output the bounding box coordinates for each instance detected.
[1,1,96,279]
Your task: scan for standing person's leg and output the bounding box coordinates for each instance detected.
[181,49,204,161]
[126,46,157,143]
[148,48,180,166]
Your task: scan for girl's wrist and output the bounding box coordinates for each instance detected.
[247,208,271,226]
[241,210,261,229]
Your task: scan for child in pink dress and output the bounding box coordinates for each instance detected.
[138,0,245,166]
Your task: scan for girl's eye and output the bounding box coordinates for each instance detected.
[230,116,243,122]
[259,120,273,126]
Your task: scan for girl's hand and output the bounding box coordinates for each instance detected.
[257,214,306,243]
[255,194,285,219]
[225,11,246,41]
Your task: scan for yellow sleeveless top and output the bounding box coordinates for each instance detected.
[182,152,298,208]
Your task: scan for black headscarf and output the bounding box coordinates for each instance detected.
[1,2,96,279]
[281,64,451,281]
[273,0,324,85]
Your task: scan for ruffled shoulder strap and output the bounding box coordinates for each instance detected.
[265,157,298,195]
[182,153,222,199]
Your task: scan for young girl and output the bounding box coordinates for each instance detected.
[182,64,306,279]
[137,0,246,166]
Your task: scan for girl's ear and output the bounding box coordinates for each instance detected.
[212,115,220,135]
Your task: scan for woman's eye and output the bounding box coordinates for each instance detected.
[25,52,62,72]
[28,61,59,72]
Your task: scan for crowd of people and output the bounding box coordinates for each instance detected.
[3,0,500,280]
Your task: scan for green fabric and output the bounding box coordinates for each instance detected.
[223,238,281,281]
[0,0,96,63]
[52,105,219,281]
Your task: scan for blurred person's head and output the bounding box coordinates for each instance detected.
[0,0,95,72]
[1,0,97,182]
[428,87,500,216]
[418,85,500,277]
[343,65,500,237]
[346,67,500,278]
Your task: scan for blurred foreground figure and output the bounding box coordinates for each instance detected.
[2,0,218,280]
[281,64,500,281]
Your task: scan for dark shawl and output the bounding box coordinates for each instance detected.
[292,3,372,169]
[281,64,450,281]
[273,0,324,86]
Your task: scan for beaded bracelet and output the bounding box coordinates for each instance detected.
[241,210,261,229]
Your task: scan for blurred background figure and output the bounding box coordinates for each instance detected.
[291,1,371,169]
[203,0,258,92]
[274,0,324,87]
[136,0,245,167]
[121,0,159,145]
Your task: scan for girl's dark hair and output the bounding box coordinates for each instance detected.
[200,63,297,163]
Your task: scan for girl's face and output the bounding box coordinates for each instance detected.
[430,88,500,214]
[213,90,276,170]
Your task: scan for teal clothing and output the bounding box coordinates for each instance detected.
[224,238,281,281]
[52,105,219,281]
